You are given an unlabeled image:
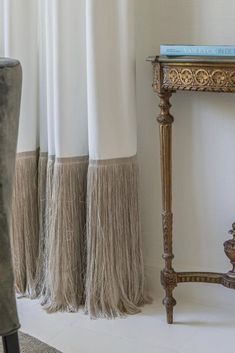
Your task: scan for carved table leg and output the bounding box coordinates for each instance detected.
[157,92,176,324]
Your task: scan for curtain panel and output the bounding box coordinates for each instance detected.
[0,0,147,317]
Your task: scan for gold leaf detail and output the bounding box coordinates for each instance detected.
[211,70,227,86]
[180,69,193,84]
[229,71,235,84]
[195,69,209,85]
[168,69,179,84]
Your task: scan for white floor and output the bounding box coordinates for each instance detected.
[17,297,235,353]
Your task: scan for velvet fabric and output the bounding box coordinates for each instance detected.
[0,58,22,336]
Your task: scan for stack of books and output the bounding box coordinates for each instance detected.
[160,45,235,60]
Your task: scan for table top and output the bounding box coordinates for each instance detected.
[147,56,235,64]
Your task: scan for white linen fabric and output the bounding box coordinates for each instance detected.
[0,0,147,317]
[1,0,136,159]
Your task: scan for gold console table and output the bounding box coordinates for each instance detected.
[148,56,235,324]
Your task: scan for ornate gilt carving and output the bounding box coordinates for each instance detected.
[195,69,209,85]
[224,223,235,278]
[157,93,174,124]
[180,68,193,85]
[177,272,235,290]
[153,63,162,93]
[162,65,235,92]
[161,269,177,324]
[162,211,174,265]
[177,272,222,284]
[161,270,177,289]
[230,71,235,84]
[168,68,178,84]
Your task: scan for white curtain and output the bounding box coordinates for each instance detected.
[0,0,147,317]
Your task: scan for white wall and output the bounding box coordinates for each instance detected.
[136,0,235,309]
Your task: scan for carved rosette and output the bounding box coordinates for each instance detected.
[162,65,235,92]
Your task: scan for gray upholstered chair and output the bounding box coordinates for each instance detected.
[0,58,22,353]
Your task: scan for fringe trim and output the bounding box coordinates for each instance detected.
[11,151,39,298]
[40,156,55,303]
[34,153,48,296]
[85,155,148,318]
[42,157,88,312]
[11,152,149,317]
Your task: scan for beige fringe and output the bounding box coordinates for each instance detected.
[34,153,48,295]
[39,156,55,304]
[11,152,39,298]
[42,157,88,312]
[85,155,148,318]
[11,151,148,317]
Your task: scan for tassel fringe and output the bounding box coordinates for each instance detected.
[42,157,88,312]
[11,153,149,317]
[34,153,48,296]
[11,152,39,298]
[85,156,148,318]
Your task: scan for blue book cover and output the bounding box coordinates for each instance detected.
[160,45,235,57]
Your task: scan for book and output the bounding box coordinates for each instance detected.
[160,45,235,57]
[158,56,235,63]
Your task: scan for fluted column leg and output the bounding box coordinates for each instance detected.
[157,92,176,324]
